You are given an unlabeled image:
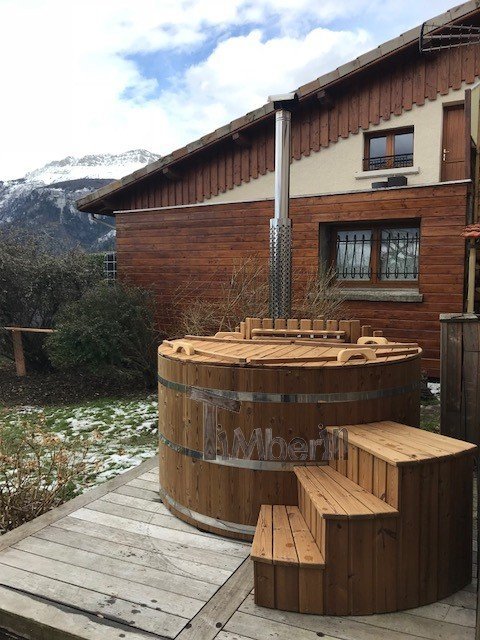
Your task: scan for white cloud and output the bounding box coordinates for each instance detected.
[0,0,459,180]
[160,27,372,142]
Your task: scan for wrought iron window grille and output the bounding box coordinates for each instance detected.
[363,153,414,172]
[380,230,420,280]
[335,228,420,282]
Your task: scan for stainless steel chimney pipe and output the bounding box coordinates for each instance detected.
[274,109,292,222]
[268,92,297,320]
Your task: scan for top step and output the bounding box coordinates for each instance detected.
[327,421,477,467]
[295,466,398,519]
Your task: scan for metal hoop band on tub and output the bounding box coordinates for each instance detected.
[158,374,420,404]
[159,432,326,470]
[158,485,256,537]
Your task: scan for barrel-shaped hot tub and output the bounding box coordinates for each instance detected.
[158,337,421,540]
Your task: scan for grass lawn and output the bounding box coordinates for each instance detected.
[0,394,158,492]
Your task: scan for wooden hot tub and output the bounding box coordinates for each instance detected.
[158,336,421,540]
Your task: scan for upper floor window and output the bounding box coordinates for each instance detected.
[335,224,420,285]
[363,128,414,171]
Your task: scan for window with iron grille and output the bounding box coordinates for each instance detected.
[334,225,419,285]
[104,251,117,281]
[364,128,414,171]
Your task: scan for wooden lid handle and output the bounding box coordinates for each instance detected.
[214,331,243,339]
[163,340,196,355]
[357,336,389,345]
[337,347,376,363]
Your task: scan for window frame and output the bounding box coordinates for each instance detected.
[363,127,414,172]
[104,251,117,282]
[331,221,420,288]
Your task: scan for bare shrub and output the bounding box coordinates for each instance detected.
[170,256,347,337]
[0,411,97,534]
[170,256,269,337]
[292,265,347,321]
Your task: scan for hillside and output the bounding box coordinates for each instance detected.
[0,150,159,251]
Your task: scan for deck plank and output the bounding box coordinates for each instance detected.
[100,491,173,514]
[127,478,160,491]
[175,559,253,640]
[226,611,333,639]
[31,525,231,584]
[52,516,242,570]
[349,611,474,640]
[0,586,157,640]
[0,566,186,638]
[114,484,160,501]
[0,547,205,619]
[69,508,250,557]
[13,536,218,601]
[238,594,474,639]
[86,498,213,535]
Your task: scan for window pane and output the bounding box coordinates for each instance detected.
[336,230,372,280]
[369,136,387,159]
[367,136,387,170]
[394,132,414,168]
[394,132,413,155]
[379,227,419,280]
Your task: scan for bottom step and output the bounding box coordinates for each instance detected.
[251,505,324,614]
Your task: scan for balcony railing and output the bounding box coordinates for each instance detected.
[363,153,414,172]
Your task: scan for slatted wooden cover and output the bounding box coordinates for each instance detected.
[159,338,421,367]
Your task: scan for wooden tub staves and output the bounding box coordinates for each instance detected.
[157,336,422,541]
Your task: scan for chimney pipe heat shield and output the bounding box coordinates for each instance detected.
[268,93,297,320]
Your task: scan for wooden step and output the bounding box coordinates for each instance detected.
[252,424,476,617]
[328,421,476,467]
[295,466,399,615]
[295,466,398,521]
[327,423,476,609]
[251,505,324,614]
[327,421,477,509]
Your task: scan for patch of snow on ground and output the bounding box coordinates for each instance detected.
[428,382,440,399]
[2,395,158,493]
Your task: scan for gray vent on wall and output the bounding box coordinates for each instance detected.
[372,175,408,190]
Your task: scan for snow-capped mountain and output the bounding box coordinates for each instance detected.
[0,150,159,251]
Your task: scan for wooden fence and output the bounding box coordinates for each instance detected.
[440,313,480,445]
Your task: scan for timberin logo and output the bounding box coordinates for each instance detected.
[189,388,348,463]
[211,425,347,462]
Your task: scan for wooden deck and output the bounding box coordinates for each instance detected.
[0,457,476,640]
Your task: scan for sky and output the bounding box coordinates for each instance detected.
[0,0,459,180]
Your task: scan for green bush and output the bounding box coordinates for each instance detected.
[46,283,162,385]
[0,230,103,369]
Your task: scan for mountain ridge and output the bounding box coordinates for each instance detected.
[0,150,159,251]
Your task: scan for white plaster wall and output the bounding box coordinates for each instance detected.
[208,85,469,204]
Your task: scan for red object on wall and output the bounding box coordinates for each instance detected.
[463,224,480,238]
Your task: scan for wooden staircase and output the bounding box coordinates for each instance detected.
[251,421,477,616]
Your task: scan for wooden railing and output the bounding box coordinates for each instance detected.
[232,318,384,343]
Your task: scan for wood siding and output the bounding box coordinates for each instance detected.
[116,182,469,377]
[111,45,480,212]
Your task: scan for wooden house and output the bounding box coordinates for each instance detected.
[77,1,480,377]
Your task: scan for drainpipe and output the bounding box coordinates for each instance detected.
[268,92,298,319]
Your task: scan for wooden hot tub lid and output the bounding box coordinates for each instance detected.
[159,337,422,368]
